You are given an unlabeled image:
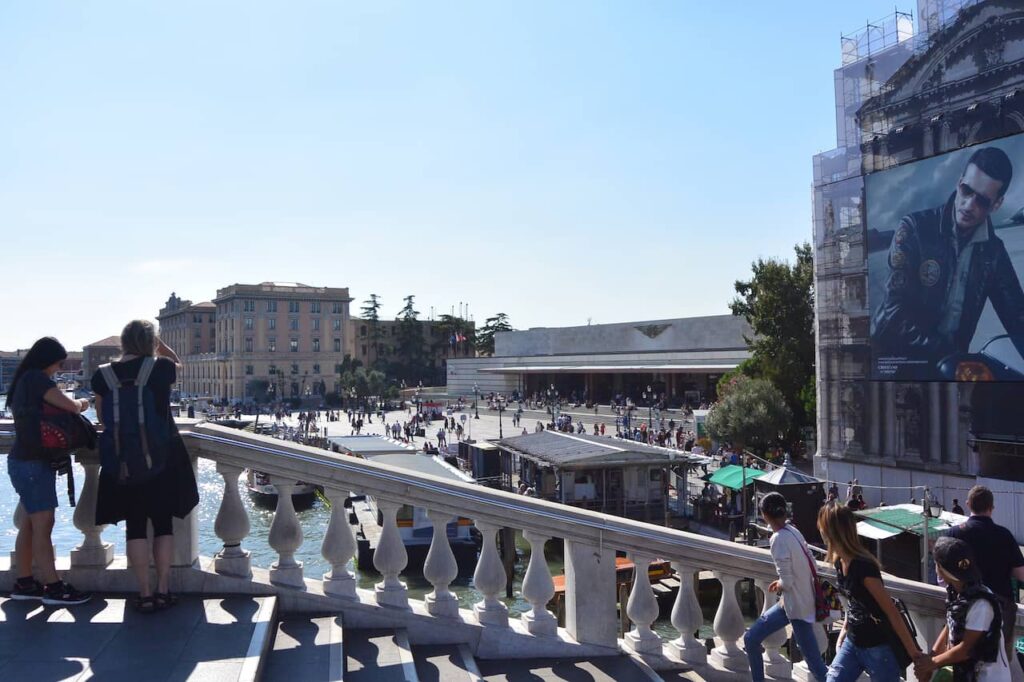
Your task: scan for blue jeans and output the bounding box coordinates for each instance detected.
[744,603,828,682]
[827,637,903,682]
[8,457,58,514]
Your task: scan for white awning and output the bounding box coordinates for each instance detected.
[478,364,740,374]
[856,520,901,540]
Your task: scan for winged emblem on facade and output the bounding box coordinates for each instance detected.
[634,324,670,339]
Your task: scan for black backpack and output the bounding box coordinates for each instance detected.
[97,358,171,485]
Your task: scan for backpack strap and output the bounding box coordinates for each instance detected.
[98,364,125,479]
[135,357,156,470]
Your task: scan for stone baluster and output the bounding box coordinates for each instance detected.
[473,521,509,627]
[423,510,459,617]
[70,455,114,567]
[213,463,251,578]
[755,579,791,678]
[321,487,357,599]
[623,553,662,654]
[708,571,749,673]
[520,530,557,636]
[373,498,409,609]
[268,478,305,588]
[668,562,706,665]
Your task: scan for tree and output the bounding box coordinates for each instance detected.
[360,294,384,368]
[705,376,791,453]
[475,313,513,356]
[395,295,425,383]
[729,242,815,444]
[246,379,270,405]
[433,314,474,359]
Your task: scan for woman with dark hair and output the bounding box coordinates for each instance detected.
[818,504,921,681]
[93,320,198,613]
[6,337,92,605]
[744,492,828,681]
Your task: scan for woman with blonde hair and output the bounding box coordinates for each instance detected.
[818,504,921,681]
[93,320,198,613]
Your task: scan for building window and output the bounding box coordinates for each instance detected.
[360,325,367,337]
[332,318,341,331]
[312,318,320,331]
[266,300,277,313]
[245,365,253,375]
[268,318,276,330]
[332,302,342,314]
[192,314,201,323]
[245,317,253,330]
[244,300,255,312]
[333,338,341,353]
[288,301,299,313]
[209,342,215,353]
[312,338,320,352]
[290,338,298,353]
[311,301,321,314]
[361,344,367,355]
[313,364,320,374]
[291,363,299,375]
[268,337,276,352]
[289,318,299,331]
[194,329,201,338]
[193,344,200,354]
[268,365,277,375]
[334,363,343,374]
[245,338,253,353]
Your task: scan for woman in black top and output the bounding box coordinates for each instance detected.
[93,320,198,613]
[818,504,921,681]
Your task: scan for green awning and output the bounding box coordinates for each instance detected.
[856,507,948,539]
[709,465,766,491]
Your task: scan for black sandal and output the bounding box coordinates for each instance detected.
[133,596,158,614]
[154,592,178,610]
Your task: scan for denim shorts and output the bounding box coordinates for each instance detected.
[8,457,58,514]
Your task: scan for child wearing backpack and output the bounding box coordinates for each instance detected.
[914,536,1010,682]
[92,320,198,613]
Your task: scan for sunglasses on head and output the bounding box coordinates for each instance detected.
[958,181,996,212]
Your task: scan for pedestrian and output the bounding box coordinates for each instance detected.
[93,321,199,614]
[914,536,1010,682]
[818,504,921,681]
[952,499,966,516]
[5,337,92,605]
[946,485,1024,676]
[743,493,828,682]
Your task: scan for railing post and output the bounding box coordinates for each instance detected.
[213,463,251,578]
[521,530,557,637]
[321,487,357,599]
[563,538,618,647]
[70,453,113,567]
[268,478,305,588]
[668,562,706,665]
[473,521,509,628]
[373,498,409,609]
[755,578,791,679]
[708,571,749,673]
[423,510,459,618]
[623,553,662,654]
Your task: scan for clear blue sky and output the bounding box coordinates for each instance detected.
[0,1,904,351]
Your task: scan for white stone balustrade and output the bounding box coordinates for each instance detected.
[267,478,305,588]
[70,456,114,568]
[668,562,706,665]
[373,498,410,609]
[213,463,251,578]
[423,510,459,618]
[320,487,357,599]
[623,553,662,654]
[472,521,509,628]
[709,571,749,673]
[755,579,791,679]
[520,530,557,637]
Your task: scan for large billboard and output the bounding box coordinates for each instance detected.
[867,132,1024,381]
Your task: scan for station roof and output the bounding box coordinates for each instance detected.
[327,435,416,456]
[497,430,709,469]
[357,452,474,483]
[480,363,740,374]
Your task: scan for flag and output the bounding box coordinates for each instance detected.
[449,334,456,347]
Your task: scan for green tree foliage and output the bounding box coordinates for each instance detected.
[705,376,791,453]
[395,295,426,383]
[360,294,384,367]
[246,379,270,404]
[475,313,512,356]
[728,243,815,443]
[432,314,474,358]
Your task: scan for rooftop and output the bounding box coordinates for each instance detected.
[497,430,706,469]
[327,435,417,456]
[85,335,121,348]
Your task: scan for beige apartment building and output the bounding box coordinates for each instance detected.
[156,293,217,398]
[82,336,122,380]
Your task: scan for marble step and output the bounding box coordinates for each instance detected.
[343,628,418,682]
[262,615,343,682]
[475,656,661,681]
[411,643,482,682]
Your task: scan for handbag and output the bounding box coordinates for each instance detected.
[39,403,97,458]
[786,526,830,622]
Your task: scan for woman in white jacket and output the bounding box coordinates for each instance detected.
[744,492,828,681]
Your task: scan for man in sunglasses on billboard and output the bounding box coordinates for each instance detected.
[873,146,1024,378]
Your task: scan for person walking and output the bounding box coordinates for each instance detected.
[818,504,921,681]
[946,485,1024,679]
[5,337,92,605]
[743,493,828,681]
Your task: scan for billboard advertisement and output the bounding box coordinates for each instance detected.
[867,133,1024,381]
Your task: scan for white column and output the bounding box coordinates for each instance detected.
[945,383,960,465]
[928,383,942,463]
[870,381,882,456]
[708,572,749,673]
[473,521,509,628]
[373,498,409,609]
[883,382,897,459]
[213,463,251,578]
[321,487,357,599]
[70,456,114,567]
[755,579,791,679]
[268,479,305,588]
[520,530,557,636]
[668,562,706,665]
[622,553,662,654]
[423,510,459,618]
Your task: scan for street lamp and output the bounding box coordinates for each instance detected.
[473,383,480,419]
[921,487,942,582]
[497,396,506,439]
[547,383,559,430]
[642,384,654,429]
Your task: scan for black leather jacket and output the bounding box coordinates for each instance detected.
[872,193,1024,363]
